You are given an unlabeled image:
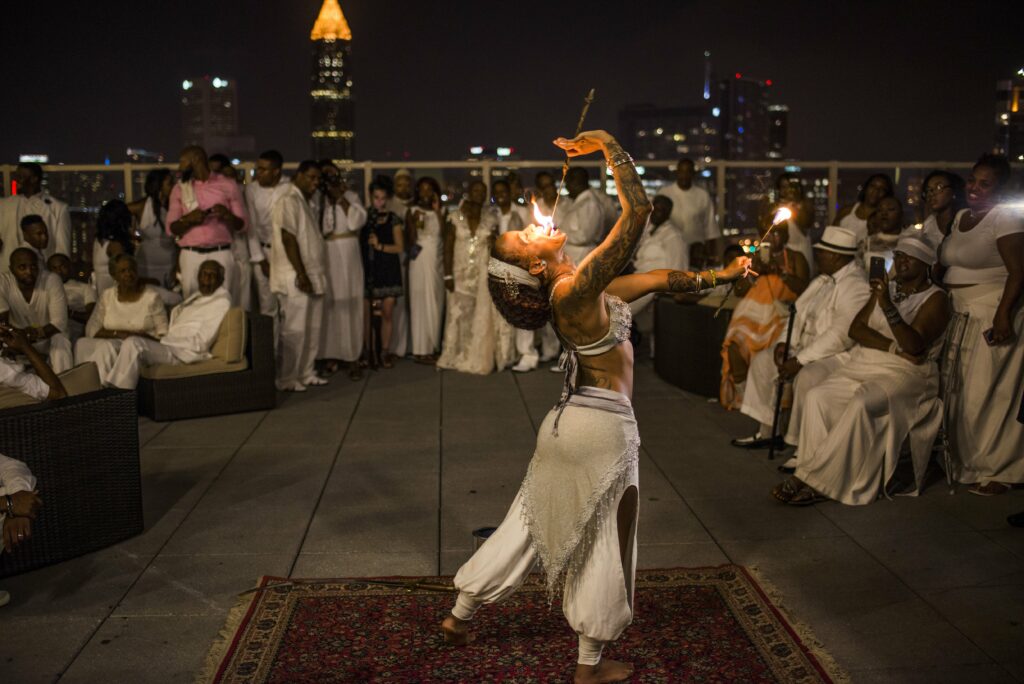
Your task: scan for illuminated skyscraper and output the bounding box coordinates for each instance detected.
[310,0,355,161]
[179,75,254,157]
[995,69,1024,162]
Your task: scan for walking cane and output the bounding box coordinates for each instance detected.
[768,303,797,461]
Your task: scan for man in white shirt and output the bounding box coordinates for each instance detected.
[19,215,52,269]
[105,260,231,390]
[0,326,67,403]
[731,227,871,455]
[492,179,530,235]
[657,158,719,263]
[245,150,289,319]
[47,254,96,342]
[629,196,689,351]
[271,161,328,392]
[559,167,605,265]
[0,249,73,372]
[0,450,43,606]
[0,163,71,272]
[317,162,367,378]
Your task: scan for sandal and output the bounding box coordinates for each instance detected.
[771,478,802,504]
[348,363,363,381]
[381,353,394,369]
[787,485,827,506]
[968,481,1010,497]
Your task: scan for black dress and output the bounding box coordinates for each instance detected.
[361,209,405,299]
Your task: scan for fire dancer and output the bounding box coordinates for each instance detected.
[441,129,751,683]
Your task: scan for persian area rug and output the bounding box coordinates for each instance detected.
[201,566,845,683]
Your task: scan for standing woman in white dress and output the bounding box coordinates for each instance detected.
[835,173,894,246]
[406,177,446,364]
[940,154,1024,496]
[130,169,178,288]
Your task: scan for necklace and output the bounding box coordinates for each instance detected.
[548,273,574,306]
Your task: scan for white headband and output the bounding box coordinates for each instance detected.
[487,257,540,299]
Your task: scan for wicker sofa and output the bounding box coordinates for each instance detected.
[0,388,142,577]
[136,310,276,421]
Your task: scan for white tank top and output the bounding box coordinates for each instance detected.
[839,202,868,244]
[867,282,946,359]
[941,206,1024,285]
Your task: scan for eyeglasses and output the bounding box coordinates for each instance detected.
[923,184,950,195]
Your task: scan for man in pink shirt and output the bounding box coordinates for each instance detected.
[166,146,248,302]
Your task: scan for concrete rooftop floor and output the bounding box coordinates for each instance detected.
[0,360,1022,683]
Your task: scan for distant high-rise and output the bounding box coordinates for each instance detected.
[618,104,719,161]
[717,74,772,160]
[310,0,355,162]
[767,105,789,160]
[179,75,254,157]
[995,69,1024,162]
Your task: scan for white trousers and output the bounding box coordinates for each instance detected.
[277,284,323,387]
[74,337,123,386]
[741,347,841,438]
[516,325,561,366]
[107,337,179,390]
[252,262,277,317]
[179,249,236,302]
[35,334,73,374]
[452,482,637,666]
[234,255,252,311]
[784,356,846,450]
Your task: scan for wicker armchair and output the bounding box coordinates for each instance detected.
[136,312,276,421]
[0,389,142,578]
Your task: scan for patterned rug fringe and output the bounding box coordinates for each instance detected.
[744,565,851,684]
[195,581,262,684]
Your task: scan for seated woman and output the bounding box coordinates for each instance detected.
[773,234,950,505]
[437,180,514,374]
[940,154,1024,496]
[862,196,904,271]
[720,221,809,411]
[835,173,895,245]
[361,181,406,369]
[75,253,168,385]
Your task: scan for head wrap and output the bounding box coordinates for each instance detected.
[487,257,540,299]
[894,234,937,266]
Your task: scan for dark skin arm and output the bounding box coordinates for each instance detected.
[366,217,405,255]
[851,280,950,356]
[606,261,752,303]
[280,228,312,294]
[0,326,66,399]
[169,208,208,237]
[209,203,244,232]
[991,232,1024,344]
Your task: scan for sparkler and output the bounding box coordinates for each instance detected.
[548,88,596,223]
[712,206,793,318]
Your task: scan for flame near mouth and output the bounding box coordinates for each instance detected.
[531,201,557,236]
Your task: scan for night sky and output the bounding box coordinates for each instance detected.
[2,1,1021,164]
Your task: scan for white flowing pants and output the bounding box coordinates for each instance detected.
[452,479,637,666]
[107,337,179,390]
[277,284,323,387]
[74,337,122,386]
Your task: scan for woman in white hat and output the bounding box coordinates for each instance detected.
[773,235,950,505]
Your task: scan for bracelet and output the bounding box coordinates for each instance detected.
[695,272,703,291]
[606,153,634,170]
[5,494,13,517]
[884,307,903,326]
[705,270,717,288]
[443,275,454,281]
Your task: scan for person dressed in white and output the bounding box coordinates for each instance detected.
[46,254,95,342]
[0,249,72,373]
[862,196,904,273]
[437,181,513,374]
[0,451,44,606]
[656,157,719,262]
[772,235,950,505]
[835,173,894,247]
[730,227,871,456]
[939,154,1024,496]
[0,326,67,403]
[245,150,289,320]
[917,170,966,252]
[131,169,178,288]
[166,146,248,303]
[559,167,605,265]
[0,162,71,271]
[75,254,168,386]
[91,200,136,296]
[316,163,367,379]
[106,261,231,390]
[17,215,53,271]
[491,179,536,372]
[271,161,328,392]
[629,195,689,316]
[405,177,446,363]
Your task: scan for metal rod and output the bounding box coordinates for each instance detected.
[551,88,596,218]
[768,303,797,461]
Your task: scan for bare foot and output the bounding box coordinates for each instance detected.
[440,614,473,645]
[574,658,633,683]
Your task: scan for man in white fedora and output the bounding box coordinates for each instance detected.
[731,226,871,460]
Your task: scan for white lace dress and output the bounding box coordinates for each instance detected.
[437,208,515,374]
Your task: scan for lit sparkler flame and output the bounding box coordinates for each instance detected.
[531,200,557,236]
[771,206,793,225]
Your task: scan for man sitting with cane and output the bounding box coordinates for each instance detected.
[731,227,870,466]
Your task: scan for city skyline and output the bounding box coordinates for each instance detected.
[1,1,1022,164]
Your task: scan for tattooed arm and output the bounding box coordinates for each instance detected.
[605,259,753,303]
[552,131,652,312]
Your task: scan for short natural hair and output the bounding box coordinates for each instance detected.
[20,214,45,231]
[16,162,43,181]
[297,159,320,175]
[974,153,1012,187]
[259,149,284,169]
[108,252,137,276]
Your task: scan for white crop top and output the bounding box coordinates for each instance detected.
[941,206,1024,285]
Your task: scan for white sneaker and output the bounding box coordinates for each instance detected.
[512,359,537,373]
[0,590,10,607]
[303,376,328,386]
[549,364,563,373]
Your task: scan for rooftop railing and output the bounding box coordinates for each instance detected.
[1,159,975,259]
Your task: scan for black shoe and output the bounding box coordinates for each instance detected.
[1008,511,1024,528]
[777,465,795,474]
[731,434,786,450]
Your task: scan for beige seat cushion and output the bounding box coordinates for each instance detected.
[0,386,38,409]
[210,308,246,363]
[140,310,248,380]
[0,362,101,409]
